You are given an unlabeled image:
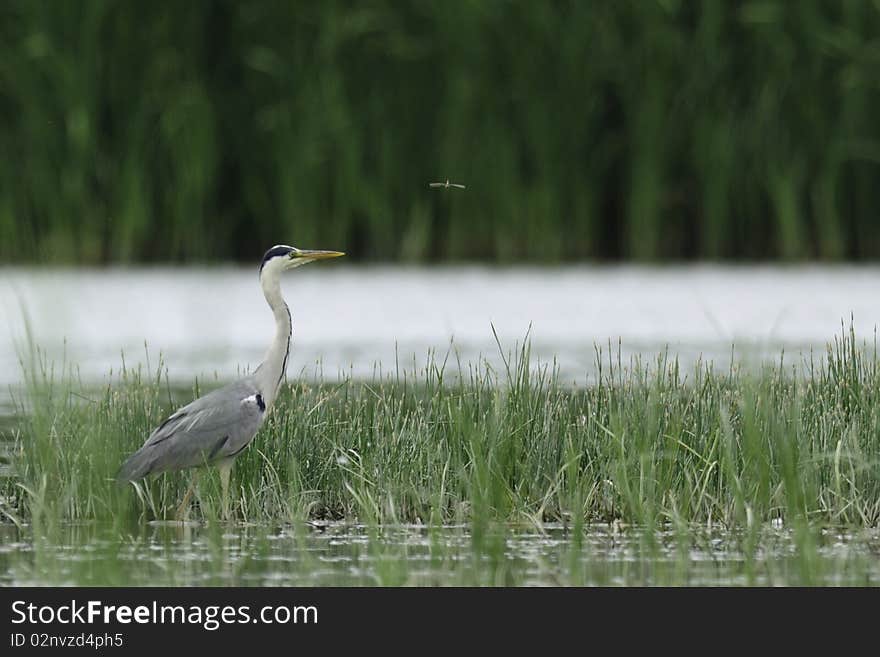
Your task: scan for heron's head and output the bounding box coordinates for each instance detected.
[259,244,345,277]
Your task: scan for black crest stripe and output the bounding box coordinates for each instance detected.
[259,245,294,273]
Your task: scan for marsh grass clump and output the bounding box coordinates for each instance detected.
[2,326,879,529]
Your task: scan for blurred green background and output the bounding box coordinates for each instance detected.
[1,0,879,264]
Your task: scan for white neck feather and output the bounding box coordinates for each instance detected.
[254,266,291,409]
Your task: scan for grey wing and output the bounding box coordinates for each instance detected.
[117,379,267,482]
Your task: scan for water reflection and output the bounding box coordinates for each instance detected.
[2,522,878,586]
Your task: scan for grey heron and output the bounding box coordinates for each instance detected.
[117,244,344,519]
[429,179,466,190]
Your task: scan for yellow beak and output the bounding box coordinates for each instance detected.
[294,250,345,260]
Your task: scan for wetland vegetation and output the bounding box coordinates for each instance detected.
[2,327,878,585]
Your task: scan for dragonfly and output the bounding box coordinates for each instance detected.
[429,179,466,190]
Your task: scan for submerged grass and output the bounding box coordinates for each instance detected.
[2,327,879,533]
[4,521,876,587]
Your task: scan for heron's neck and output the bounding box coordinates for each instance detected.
[255,271,291,409]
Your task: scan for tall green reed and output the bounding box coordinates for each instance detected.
[2,2,879,263]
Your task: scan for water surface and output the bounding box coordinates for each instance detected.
[2,522,878,586]
[3,265,879,396]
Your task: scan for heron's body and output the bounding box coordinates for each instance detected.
[116,378,267,482]
[116,244,343,516]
